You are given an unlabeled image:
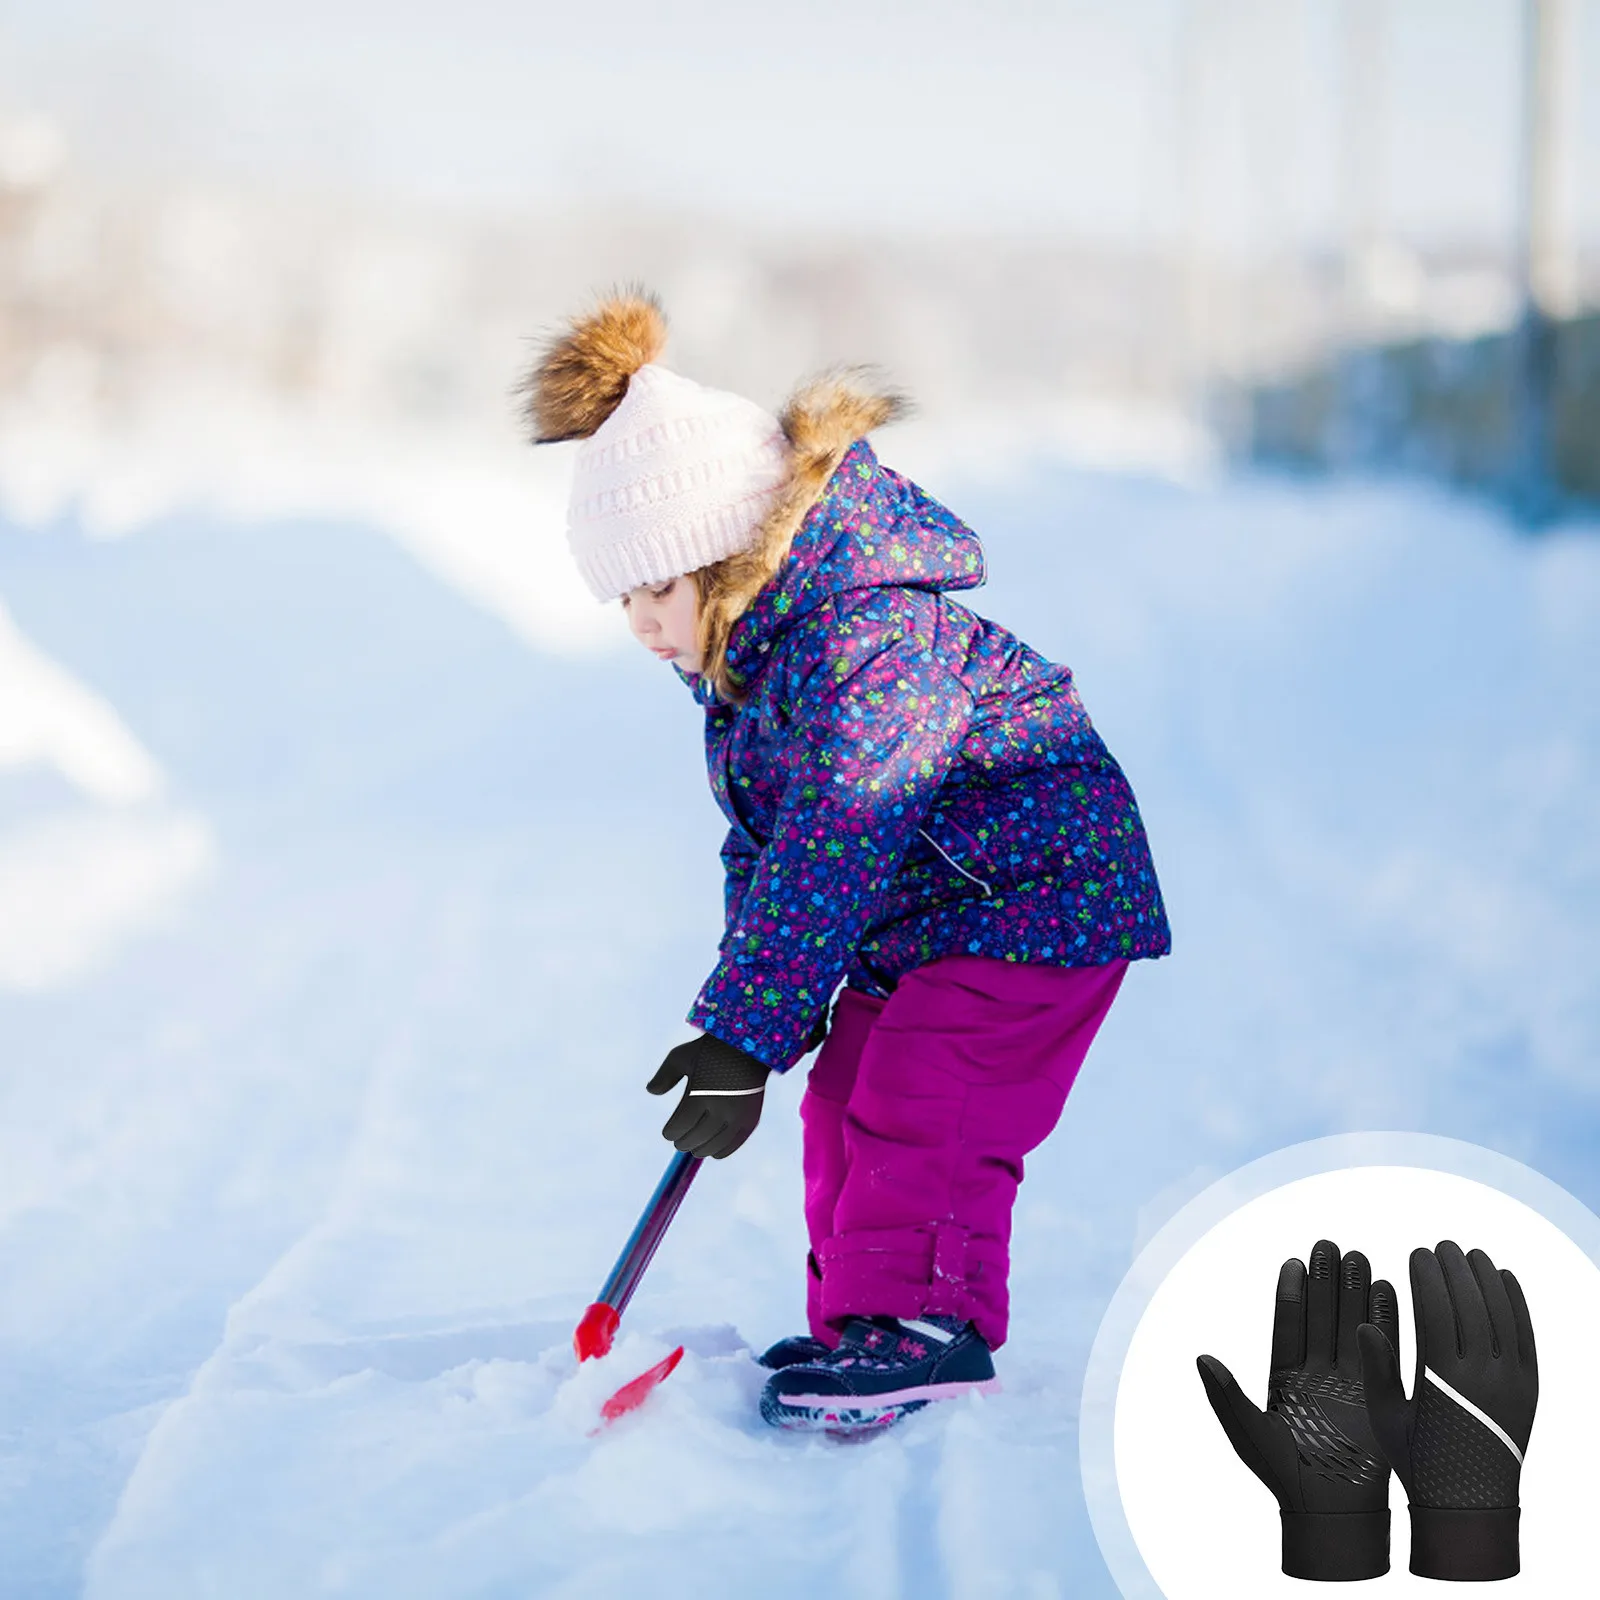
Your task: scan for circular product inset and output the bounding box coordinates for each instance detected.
[1081,1134,1600,1598]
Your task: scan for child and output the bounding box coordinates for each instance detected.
[522,291,1169,1434]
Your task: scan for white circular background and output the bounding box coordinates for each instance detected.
[1081,1138,1600,1598]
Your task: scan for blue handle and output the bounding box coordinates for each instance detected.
[595,1150,702,1316]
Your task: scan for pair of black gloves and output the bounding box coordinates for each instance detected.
[644,1006,832,1161]
[1198,1239,1537,1583]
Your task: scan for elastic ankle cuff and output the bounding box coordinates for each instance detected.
[1281,1509,1390,1581]
[1408,1505,1519,1581]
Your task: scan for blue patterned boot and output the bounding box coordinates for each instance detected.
[759,1314,998,1434]
[757,1334,833,1370]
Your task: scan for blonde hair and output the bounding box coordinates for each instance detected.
[671,374,913,709]
[687,559,755,708]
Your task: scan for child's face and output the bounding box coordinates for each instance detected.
[621,574,702,673]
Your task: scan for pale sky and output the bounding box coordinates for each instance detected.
[0,0,1595,258]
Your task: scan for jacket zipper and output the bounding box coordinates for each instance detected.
[918,827,994,898]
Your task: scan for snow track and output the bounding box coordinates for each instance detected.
[1,469,1596,1595]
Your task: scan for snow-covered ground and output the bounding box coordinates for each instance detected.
[1,456,1596,1598]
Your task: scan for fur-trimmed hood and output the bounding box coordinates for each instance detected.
[687,373,985,706]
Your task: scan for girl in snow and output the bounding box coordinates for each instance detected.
[522,292,1169,1435]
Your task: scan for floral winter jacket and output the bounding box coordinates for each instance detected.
[678,438,1169,1073]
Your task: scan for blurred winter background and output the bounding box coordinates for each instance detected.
[0,2,1596,1596]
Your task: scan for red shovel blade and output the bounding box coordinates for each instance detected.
[573,1301,620,1362]
[594,1344,685,1429]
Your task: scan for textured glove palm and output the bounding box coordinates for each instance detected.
[1197,1239,1399,1581]
[647,1033,770,1160]
[1357,1241,1537,1582]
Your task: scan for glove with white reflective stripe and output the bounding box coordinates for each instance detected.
[1357,1241,1537,1582]
[647,1032,770,1159]
[1197,1240,1398,1581]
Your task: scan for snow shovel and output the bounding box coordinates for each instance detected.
[574,1149,702,1424]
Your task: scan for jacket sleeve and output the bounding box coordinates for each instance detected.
[688,593,973,1072]
[720,823,759,931]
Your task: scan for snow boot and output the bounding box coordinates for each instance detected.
[757,1334,833,1370]
[759,1314,998,1434]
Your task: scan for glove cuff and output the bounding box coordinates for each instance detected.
[1408,1505,1520,1582]
[1280,1510,1390,1582]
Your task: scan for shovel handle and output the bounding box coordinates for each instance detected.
[598,1149,701,1311]
[574,1150,701,1360]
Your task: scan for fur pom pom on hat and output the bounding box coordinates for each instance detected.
[520,290,791,603]
[522,292,668,444]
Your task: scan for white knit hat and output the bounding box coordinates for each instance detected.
[522,293,791,603]
[568,364,789,601]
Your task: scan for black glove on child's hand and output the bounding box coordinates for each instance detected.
[647,1033,770,1160]
[1357,1241,1537,1582]
[1197,1239,1399,1581]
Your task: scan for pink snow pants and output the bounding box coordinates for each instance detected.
[802,953,1127,1351]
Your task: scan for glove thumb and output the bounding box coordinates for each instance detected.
[646,1048,688,1097]
[1356,1322,1411,1482]
[1196,1354,1297,1508]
